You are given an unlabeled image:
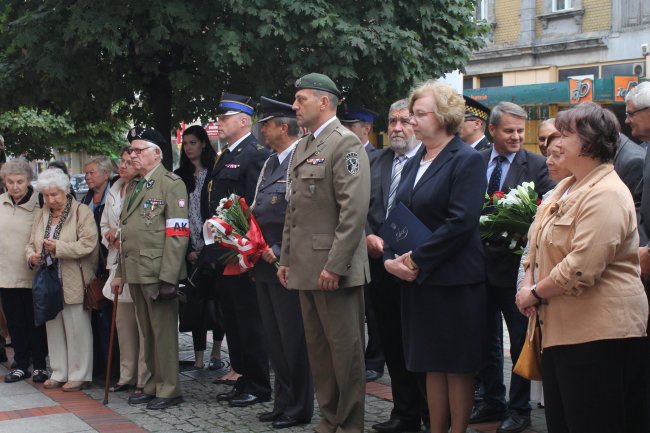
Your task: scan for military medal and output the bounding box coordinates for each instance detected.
[271,195,278,205]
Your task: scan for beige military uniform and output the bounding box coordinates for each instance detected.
[118,164,188,399]
[280,118,370,433]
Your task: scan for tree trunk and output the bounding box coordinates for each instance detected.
[149,75,173,171]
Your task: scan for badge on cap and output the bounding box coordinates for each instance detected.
[345,152,360,175]
[178,199,186,208]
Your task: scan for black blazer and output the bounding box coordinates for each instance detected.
[474,136,491,152]
[366,148,397,235]
[201,133,270,220]
[614,133,645,240]
[384,136,487,286]
[480,148,555,287]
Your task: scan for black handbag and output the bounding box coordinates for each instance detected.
[32,258,64,326]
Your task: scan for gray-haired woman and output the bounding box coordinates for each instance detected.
[26,168,99,391]
[0,159,49,383]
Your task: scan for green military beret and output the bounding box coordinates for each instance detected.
[295,73,341,98]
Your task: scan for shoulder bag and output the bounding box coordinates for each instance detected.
[513,312,543,381]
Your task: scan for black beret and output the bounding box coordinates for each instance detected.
[127,127,167,149]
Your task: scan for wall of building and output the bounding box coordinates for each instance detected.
[494,0,522,44]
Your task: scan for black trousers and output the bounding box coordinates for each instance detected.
[542,337,650,433]
[215,273,271,397]
[0,288,48,371]
[368,258,428,424]
[188,269,225,352]
[364,284,385,372]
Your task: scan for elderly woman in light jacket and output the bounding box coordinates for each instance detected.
[26,168,98,391]
[100,147,150,394]
[0,159,49,384]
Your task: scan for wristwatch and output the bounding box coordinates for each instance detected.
[530,284,544,303]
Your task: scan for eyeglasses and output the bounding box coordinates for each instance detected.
[128,145,154,155]
[625,106,650,118]
[388,116,413,126]
[410,111,436,120]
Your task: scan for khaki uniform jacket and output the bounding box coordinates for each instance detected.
[118,165,189,293]
[26,200,99,304]
[0,190,39,289]
[524,164,648,348]
[280,118,371,290]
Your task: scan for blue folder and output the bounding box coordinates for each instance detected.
[379,202,433,255]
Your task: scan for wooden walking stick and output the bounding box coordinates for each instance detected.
[104,288,119,405]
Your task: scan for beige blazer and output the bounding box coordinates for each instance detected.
[525,164,648,348]
[26,200,99,304]
[280,118,371,289]
[0,191,40,288]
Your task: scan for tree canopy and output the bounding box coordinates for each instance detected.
[0,0,487,167]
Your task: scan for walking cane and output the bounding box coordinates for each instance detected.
[104,287,119,405]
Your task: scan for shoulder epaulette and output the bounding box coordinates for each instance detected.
[165,172,181,181]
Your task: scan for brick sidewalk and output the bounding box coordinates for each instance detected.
[0,330,547,433]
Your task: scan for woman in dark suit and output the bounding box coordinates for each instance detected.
[384,80,487,433]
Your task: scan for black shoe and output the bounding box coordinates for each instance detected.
[365,369,383,382]
[228,392,270,407]
[32,369,49,383]
[5,368,31,383]
[496,413,531,433]
[128,393,156,405]
[272,414,309,429]
[146,396,184,410]
[258,411,282,422]
[469,403,507,424]
[372,418,421,433]
[208,358,227,371]
[216,387,240,402]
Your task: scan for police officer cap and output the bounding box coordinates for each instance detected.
[127,127,167,150]
[258,96,296,123]
[340,105,377,124]
[218,91,255,116]
[294,73,341,98]
[463,96,490,121]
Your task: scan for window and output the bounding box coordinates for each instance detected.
[552,0,572,11]
[558,66,599,82]
[621,0,650,27]
[476,0,488,20]
[479,75,503,88]
[463,77,474,91]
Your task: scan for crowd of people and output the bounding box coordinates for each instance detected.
[0,74,649,433]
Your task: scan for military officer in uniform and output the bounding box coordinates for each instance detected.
[459,96,491,151]
[341,105,379,158]
[250,96,314,429]
[112,127,188,410]
[202,92,272,407]
[278,73,371,433]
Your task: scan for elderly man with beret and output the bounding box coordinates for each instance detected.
[112,127,189,410]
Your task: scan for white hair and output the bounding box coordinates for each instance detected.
[36,168,71,194]
[625,81,650,108]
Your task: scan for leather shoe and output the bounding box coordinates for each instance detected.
[372,418,421,432]
[496,413,531,433]
[258,411,282,422]
[228,392,270,407]
[128,393,155,405]
[272,414,309,429]
[216,388,240,402]
[146,396,184,410]
[469,403,507,423]
[365,369,383,382]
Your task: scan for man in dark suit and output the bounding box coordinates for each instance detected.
[341,105,380,158]
[366,99,427,433]
[614,133,645,218]
[341,104,384,380]
[470,102,554,433]
[202,92,272,407]
[459,96,491,151]
[250,97,313,429]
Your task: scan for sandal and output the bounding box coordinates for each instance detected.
[44,379,64,389]
[5,368,31,383]
[208,358,228,371]
[62,381,89,392]
[133,387,144,396]
[109,383,132,392]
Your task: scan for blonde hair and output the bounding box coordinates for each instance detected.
[409,80,464,135]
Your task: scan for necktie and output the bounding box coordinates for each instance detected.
[487,155,507,196]
[386,155,408,217]
[267,154,280,175]
[128,177,146,211]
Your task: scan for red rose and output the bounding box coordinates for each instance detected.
[537,197,542,205]
[493,191,505,199]
[223,199,233,209]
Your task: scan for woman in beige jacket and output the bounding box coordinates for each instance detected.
[0,159,48,384]
[26,168,98,391]
[516,102,649,433]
